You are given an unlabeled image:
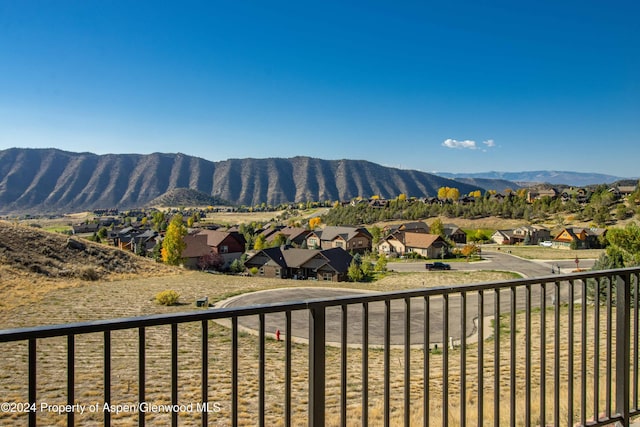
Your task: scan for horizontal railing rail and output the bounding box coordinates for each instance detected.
[1,267,639,426]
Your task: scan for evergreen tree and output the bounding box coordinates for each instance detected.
[347,259,363,282]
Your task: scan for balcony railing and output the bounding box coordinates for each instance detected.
[1,267,639,426]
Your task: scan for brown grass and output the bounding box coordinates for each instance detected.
[0,269,522,426]
[1,296,634,426]
[483,245,604,261]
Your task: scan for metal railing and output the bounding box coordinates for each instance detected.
[1,267,639,426]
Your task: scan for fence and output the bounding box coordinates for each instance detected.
[1,267,639,426]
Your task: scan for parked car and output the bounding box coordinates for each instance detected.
[425,262,451,271]
[539,241,553,247]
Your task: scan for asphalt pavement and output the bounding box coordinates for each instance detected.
[214,250,597,347]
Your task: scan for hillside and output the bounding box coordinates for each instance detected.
[0,221,177,309]
[147,188,227,207]
[0,148,482,214]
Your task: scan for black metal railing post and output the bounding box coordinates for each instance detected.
[28,338,36,427]
[615,273,631,426]
[309,304,325,427]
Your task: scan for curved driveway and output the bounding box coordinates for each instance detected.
[214,250,595,347]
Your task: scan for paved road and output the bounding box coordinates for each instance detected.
[388,249,594,277]
[215,251,596,347]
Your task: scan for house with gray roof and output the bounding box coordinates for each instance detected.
[244,246,353,282]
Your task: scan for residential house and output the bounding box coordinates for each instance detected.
[492,230,516,245]
[609,185,638,199]
[110,227,158,254]
[244,246,353,282]
[306,226,372,254]
[443,224,467,244]
[576,188,591,204]
[511,225,551,245]
[72,223,100,234]
[368,198,389,209]
[527,188,558,203]
[194,229,246,267]
[383,221,430,235]
[181,234,214,269]
[264,226,311,247]
[377,232,448,259]
[553,227,607,249]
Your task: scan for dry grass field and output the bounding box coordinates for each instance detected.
[483,245,605,261]
[0,220,634,426]
[1,281,632,426]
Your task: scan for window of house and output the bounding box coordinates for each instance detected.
[335,241,344,248]
[309,238,318,246]
[220,245,229,253]
[323,273,332,281]
[259,267,264,276]
[275,268,280,277]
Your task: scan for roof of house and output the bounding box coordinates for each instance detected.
[265,226,309,243]
[554,227,607,241]
[318,247,353,272]
[246,246,353,273]
[404,232,445,249]
[195,229,245,247]
[312,226,372,242]
[398,222,430,232]
[443,224,464,233]
[182,234,212,258]
[493,229,515,238]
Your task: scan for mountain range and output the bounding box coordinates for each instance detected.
[436,170,630,187]
[1,148,631,215]
[0,148,485,214]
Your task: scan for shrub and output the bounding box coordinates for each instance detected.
[155,290,180,306]
[78,267,100,281]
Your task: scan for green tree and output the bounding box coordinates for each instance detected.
[430,218,445,238]
[161,214,186,265]
[606,222,640,266]
[271,233,287,247]
[254,234,266,250]
[152,211,166,231]
[369,225,382,246]
[616,203,628,221]
[97,227,108,242]
[347,259,364,282]
[375,254,388,272]
[361,261,373,279]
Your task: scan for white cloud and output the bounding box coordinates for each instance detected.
[442,138,496,151]
[483,139,495,147]
[442,139,477,149]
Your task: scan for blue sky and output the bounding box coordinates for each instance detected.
[1,1,638,177]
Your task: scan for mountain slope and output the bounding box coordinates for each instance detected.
[436,170,629,187]
[0,148,482,214]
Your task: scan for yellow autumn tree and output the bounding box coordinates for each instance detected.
[446,187,460,200]
[438,187,460,200]
[309,217,322,230]
[161,214,186,265]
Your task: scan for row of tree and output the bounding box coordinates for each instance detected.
[322,185,640,227]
